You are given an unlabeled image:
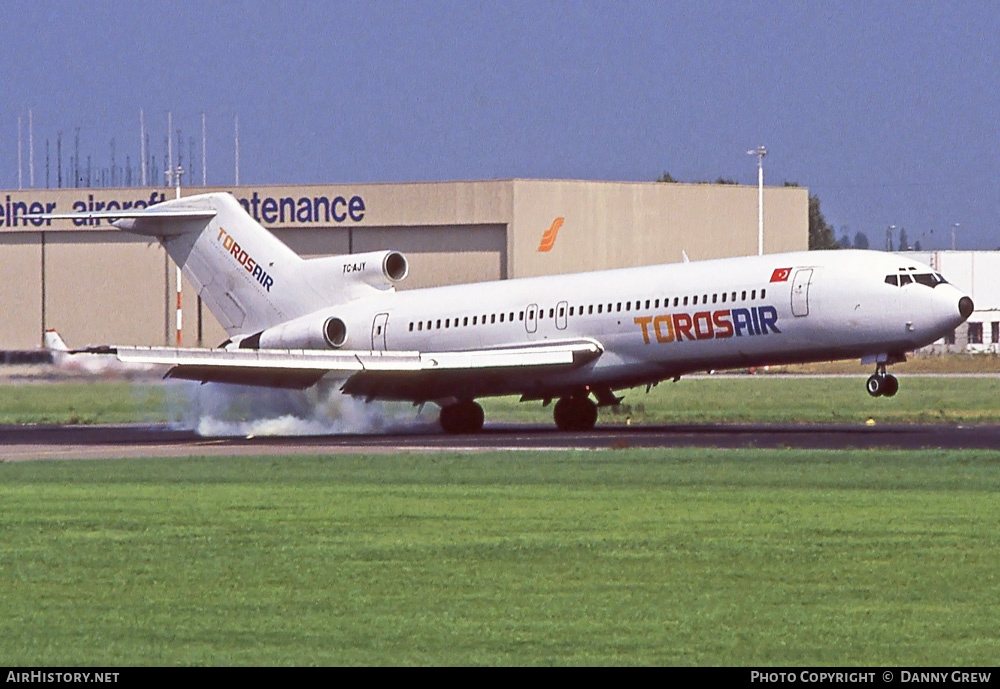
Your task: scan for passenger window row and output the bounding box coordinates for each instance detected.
[407,287,770,332]
[409,311,520,332]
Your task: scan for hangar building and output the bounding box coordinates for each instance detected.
[0,179,808,350]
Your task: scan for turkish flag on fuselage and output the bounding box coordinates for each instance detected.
[770,268,791,282]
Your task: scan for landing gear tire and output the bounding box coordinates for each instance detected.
[866,372,899,398]
[553,396,598,431]
[866,374,883,397]
[882,374,899,397]
[439,400,485,434]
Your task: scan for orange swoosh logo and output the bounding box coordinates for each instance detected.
[537,217,565,252]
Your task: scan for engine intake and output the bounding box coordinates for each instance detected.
[239,313,351,350]
[383,251,408,282]
[323,317,347,348]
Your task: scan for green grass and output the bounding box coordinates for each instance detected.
[0,382,167,425]
[487,376,1000,425]
[2,450,999,665]
[2,376,999,426]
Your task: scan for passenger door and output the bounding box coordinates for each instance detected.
[791,269,813,317]
[371,313,389,351]
[555,301,568,330]
[524,303,538,335]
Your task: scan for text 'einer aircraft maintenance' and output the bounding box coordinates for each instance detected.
[34,192,973,433]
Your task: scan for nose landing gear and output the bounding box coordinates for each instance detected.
[866,363,899,397]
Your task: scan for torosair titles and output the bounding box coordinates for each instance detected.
[634,305,781,344]
[0,191,366,228]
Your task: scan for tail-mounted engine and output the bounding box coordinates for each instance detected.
[296,249,409,304]
[338,250,408,289]
[225,251,408,350]
[233,314,350,350]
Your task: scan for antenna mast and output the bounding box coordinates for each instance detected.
[234,114,240,185]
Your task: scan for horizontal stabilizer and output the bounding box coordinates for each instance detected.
[26,209,217,221]
[25,206,218,238]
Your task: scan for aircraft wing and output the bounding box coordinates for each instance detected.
[114,338,604,395]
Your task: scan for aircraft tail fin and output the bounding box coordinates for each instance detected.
[110,193,313,336]
[43,329,70,352]
[34,192,407,340]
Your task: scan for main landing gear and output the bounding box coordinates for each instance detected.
[438,395,602,433]
[439,399,485,434]
[866,363,899,398]
[553,395,599,432]
[438,387,612,433]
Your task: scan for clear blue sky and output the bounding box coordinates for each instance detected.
[3,0,998,249]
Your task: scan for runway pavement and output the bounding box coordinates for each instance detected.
[2,421,1000,461]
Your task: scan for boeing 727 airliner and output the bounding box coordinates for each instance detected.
[36,192,974,433]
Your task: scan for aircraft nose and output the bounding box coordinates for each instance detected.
[959,296,974,320]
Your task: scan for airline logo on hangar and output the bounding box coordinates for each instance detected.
[537,218,565,252]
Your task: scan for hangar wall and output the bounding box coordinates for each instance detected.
[45,232,167,347]
[508,180,806,277]
[0,180,807,349]
[0,232,43,348]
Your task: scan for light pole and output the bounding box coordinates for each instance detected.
[951,223,960,251]
[171,165,184,346]
[747,146,767,255]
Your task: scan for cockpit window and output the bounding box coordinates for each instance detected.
[887,271,947,288]
[913,273,941,287]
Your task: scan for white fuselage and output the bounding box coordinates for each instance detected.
[280,250,970,402]
[37,192,972,423]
